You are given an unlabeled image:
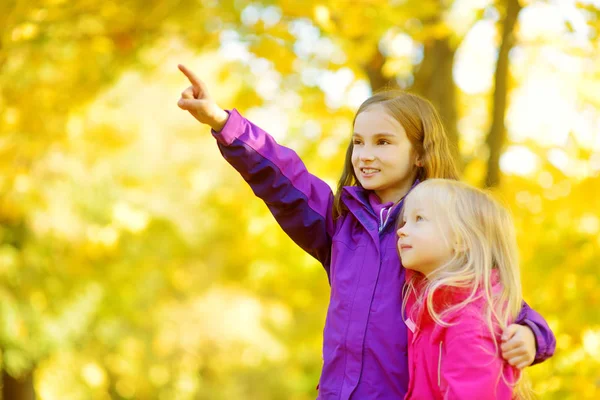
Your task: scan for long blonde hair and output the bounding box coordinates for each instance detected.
[401,179,522,333]
[401,179,532,397]
[332,90,460,218]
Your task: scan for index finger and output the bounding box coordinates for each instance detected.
[178,64,206,93]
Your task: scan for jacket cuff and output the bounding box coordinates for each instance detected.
[211,109,243,146]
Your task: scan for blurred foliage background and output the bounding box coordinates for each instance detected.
[1,0,599,398]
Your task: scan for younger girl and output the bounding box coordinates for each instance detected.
[176,64,555,399]
[398,179,526,399]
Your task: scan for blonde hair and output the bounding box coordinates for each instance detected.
[401,179,522,328]
[401,179,528,396]
[332,90,460,219]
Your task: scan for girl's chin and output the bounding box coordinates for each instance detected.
[358,179,381,190]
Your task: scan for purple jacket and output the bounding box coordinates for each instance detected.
[212,109,556,399]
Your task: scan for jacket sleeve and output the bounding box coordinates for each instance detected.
[211,109,335,271]
[515,301,556,365]
[442,315,517,400]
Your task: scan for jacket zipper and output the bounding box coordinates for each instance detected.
[379,206,392,232]
[438,341,443,388]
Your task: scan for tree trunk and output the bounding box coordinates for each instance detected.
[411,36,461,168]
[364,47,390,92]
[484,0,522,187]
[2,369,35,400]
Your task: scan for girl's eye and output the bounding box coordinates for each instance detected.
[353,139,362,145]
[378,140,390,145]
[415,215,423,222]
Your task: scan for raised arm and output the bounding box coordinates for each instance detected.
[176,64,335,270]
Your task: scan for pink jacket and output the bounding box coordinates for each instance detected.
[404,271,519,399]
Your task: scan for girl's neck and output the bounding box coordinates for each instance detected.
[374,176,419,204]
[374,188,408,204]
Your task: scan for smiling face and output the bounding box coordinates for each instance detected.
[396,193,455,276]
[352,104,420,204]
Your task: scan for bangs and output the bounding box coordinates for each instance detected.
[402,183,454,233]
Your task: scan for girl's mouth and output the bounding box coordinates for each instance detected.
[360,168,380,176]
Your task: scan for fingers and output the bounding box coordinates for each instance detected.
[502,344,530,369]
[501,324,535,370]
[502,347,522,360]
[507,353,531,370]
[515,359,531,370]
[501,324,519,342]
[181,86,195,100]
[178,64,208,97]
[501,339,519,354]
[177,98,198,111]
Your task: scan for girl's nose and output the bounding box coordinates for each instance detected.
[359,152,375,161]
[397,227,406,238]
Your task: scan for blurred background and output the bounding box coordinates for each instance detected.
[1,0,599,398]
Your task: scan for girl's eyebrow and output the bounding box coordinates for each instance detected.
[352,132,397,138]
[406,207,424,215]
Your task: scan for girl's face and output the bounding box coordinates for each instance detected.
[396,195,454,276]
[352,105,420,203]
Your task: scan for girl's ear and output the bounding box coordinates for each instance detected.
[415,155,423,167]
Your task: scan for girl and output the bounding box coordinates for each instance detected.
[398,179,527,399]
[176,64,555,399]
